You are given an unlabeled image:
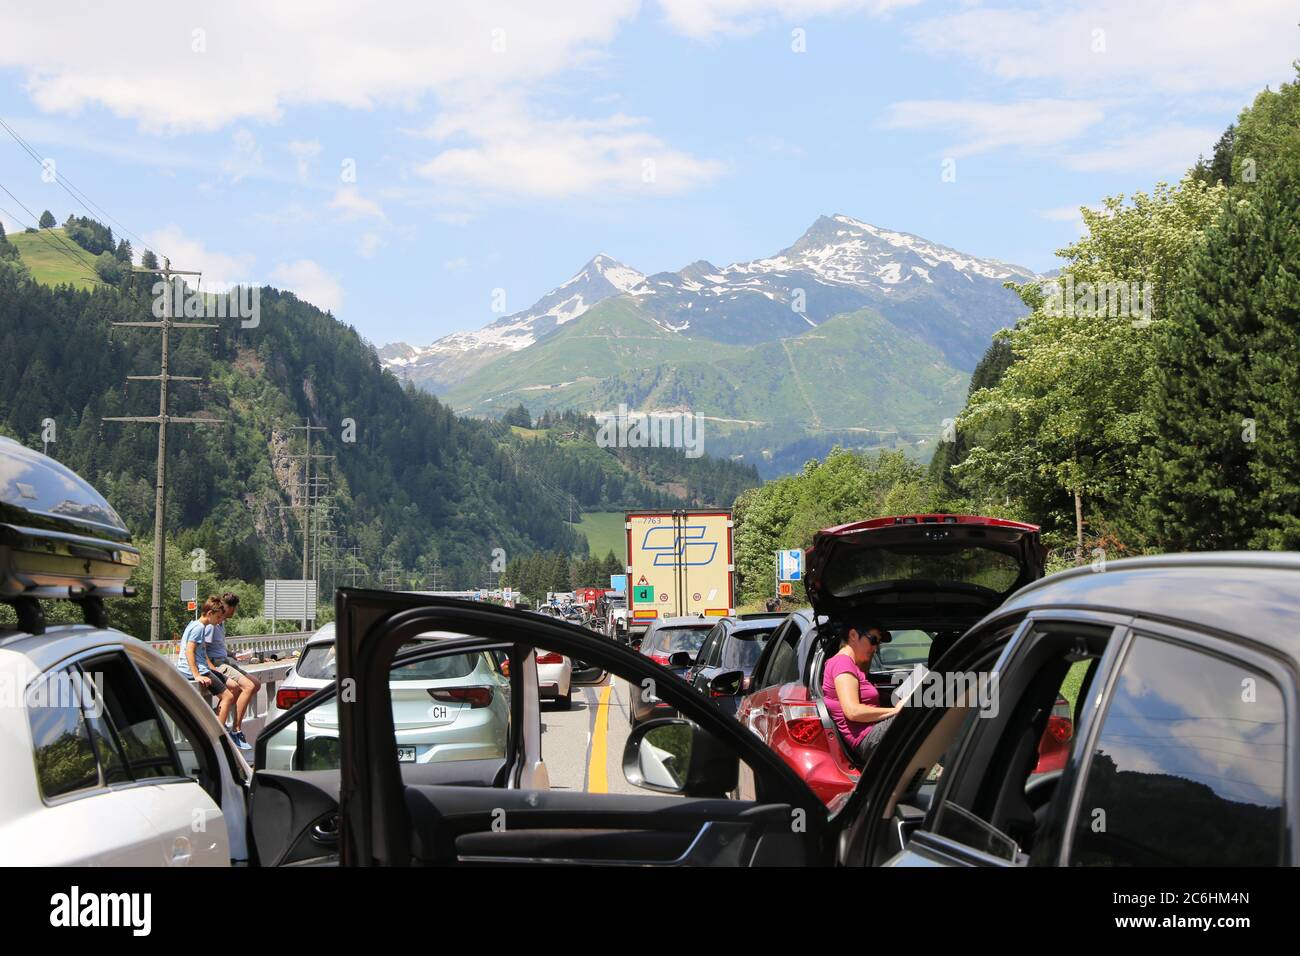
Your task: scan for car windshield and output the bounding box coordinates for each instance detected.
[721,629,774,669]
[650,626,712,653]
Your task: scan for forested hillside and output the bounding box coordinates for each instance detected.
[0,251,583,597]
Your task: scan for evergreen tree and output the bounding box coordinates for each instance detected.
[140,249,160,270]
[38,209,56,229]
[1141,156,1300,550]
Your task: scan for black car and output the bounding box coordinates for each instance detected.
[687,617,782,718]
[832,551,1300,867]
[630,615,717,726]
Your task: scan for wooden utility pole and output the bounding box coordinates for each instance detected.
[105,260,223,642]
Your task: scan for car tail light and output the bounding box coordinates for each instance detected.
[650,654,671,666]
[1046,714,1073,744]
[536,652,564,665]
[429,686,493,708]
[276,686,316,710]
[782,703,823,745]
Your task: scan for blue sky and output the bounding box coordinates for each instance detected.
[0,1,1295,347]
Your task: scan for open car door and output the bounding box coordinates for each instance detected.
[317,588,832,867]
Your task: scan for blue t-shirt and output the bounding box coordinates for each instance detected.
[207,621,228,663]
[177,620,214,677]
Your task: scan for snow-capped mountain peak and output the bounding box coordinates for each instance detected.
[379,255,645,382]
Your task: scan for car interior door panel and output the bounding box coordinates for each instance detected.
[400,786,811,865]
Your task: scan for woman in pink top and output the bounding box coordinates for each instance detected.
[821,620,902,764]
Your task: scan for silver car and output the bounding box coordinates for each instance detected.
[265,625,511,770]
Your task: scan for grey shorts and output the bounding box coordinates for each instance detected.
[853,714,897,764]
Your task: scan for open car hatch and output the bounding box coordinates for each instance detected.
[803,514,1045,630]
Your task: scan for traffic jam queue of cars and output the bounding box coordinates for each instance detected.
[2,437,1297,867]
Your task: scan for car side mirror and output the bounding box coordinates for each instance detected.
[667,651,693,667]
[630,637,643,652]
[622,718,738,798]
[708,670,745,698]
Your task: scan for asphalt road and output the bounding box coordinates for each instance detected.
[541,672,656,796]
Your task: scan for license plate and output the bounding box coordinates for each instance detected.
[396,746,417,762]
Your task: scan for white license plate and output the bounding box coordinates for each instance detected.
[396,746,417,762]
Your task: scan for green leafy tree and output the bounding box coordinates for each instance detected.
[38,209,55,229]
[955,177,1227,559]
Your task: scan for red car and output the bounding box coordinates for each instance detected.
[733,515,1073,808]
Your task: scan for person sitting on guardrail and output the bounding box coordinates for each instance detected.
[205,592,259,752]
[177,597,238,735]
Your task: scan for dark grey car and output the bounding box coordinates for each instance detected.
[630,616,717,726]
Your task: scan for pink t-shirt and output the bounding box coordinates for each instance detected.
[822,654,880,748]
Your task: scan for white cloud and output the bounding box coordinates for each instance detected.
[1063,125,1221,175]
[657,0,920,39]
[414,98,726,199]
[881,99,1107,157]
[329,187,385,221]
[0,2,639,133]
[271,259,344,314]
[910,1,1298,97]
[1038,204,1096,235]
[141,225,256,290]
[358,232,385,259]
[287,140,322,183]
[443,256,471,272]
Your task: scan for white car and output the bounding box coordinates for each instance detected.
[536,647,573,709]
[265,624,513,770]
[0,622,251,866]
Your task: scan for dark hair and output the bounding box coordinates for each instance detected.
[831,620,889,646]
[200,595,224,616]
[221,591,240,608]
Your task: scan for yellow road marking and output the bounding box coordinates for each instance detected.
[587,683,614,793]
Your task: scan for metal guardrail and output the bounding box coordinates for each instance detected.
[149,631,312,666]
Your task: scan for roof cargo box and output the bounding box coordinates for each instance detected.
[0,438,140,619]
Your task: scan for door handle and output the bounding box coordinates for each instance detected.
[310,814,341,845]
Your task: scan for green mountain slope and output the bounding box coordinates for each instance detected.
[447,301,969,438]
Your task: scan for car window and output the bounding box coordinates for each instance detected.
[27,668,100,800]
[721,631,773,670]
[925,624,1111,863]
[655,627,712,654]
[696,626,721,667]
[295,643,337,680]
[760,632,800,689]
[1068,635,1286,867]
[150,681,221,802]
[79,652,180,782]
[875,630,934,667]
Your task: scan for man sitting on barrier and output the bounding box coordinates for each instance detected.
[205,592,259,752]
[177,597,239,744]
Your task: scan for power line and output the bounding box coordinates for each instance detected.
[0,114,162,260]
